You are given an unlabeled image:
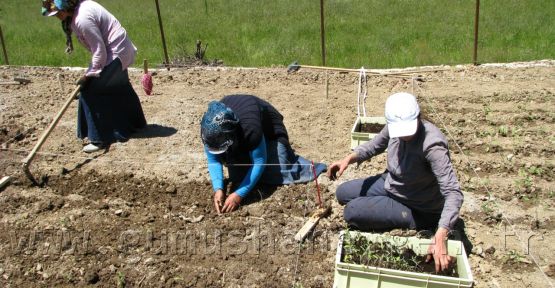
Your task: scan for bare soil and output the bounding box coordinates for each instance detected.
[358,123,385,133]
[1,61,554,287]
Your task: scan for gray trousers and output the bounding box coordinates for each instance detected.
[336,174,440,231]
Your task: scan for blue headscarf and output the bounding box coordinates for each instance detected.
[200,101,239,154]
[41,0,81,15]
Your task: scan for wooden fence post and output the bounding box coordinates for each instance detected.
[155,0,170,70]
[0,25,9,65]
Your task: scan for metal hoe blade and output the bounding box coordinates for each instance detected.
[287,61,301,73]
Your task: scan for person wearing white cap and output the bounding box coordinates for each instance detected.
[327,92,464,273]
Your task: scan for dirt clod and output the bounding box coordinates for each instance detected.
[165,185,177,194]
[84,271,99,284]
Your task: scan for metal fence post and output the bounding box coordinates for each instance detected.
[473,0,480,65]
[320,0,326,66]
[320,0,330,98]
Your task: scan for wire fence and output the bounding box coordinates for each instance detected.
[1,0,554,68]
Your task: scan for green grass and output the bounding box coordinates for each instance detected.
[1,0,554,68]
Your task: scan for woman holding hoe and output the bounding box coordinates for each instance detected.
[328,92,463,273]
[42,0,146,153]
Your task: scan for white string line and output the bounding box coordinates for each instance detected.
[357,67,368,117]
[0,147,320,167]
[357,68,361,117]
[414,83,554,287]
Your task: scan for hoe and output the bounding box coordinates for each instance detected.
[22,85,81,185]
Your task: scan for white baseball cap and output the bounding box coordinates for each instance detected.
[385,92,420,138]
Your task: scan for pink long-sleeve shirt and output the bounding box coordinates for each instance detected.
[71,0,137,77]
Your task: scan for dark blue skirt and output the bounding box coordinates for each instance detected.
[77,58,147,144]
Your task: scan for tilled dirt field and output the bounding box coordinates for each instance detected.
[1,62,554,287]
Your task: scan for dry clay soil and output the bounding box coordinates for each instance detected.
[1,62,555,287]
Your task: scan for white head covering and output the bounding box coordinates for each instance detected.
[385,92,420,138]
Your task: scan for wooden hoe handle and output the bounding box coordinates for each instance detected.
[22,85,81,166]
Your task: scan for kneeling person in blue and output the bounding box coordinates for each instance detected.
[201,95,327,214]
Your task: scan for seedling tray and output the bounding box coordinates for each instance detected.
[334,231,473,288]
[350,116,386,150]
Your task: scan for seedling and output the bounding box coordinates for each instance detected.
[514,168,543,203]
[480,200,494,216]
[475,128,495,138]
[335,231,474,287]
[527,166,543,176]
[342,230,457,276]
[64,272,74,283]
[59,217,69,228]
[117,271,126,288]
[482,105,491,117]
[503,249,525,264]
[498,125,509,137]
[496,125,521,137]
[511,126,522,137]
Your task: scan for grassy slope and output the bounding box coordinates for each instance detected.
[0,0,553,68]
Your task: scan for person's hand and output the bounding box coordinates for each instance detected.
[327,153,357,180]
[213,189,225,214]
[76,75,89,86]
[426,227,453,272]
[222,192,242,213]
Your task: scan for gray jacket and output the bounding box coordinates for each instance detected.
[353,120,463,230]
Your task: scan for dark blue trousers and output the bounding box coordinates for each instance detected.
[77,58,146,144]
[227,140,326,186]
[336,174,440,231]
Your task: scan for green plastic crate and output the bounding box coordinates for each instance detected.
[334,231,474,288]
[350,116,387,150]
